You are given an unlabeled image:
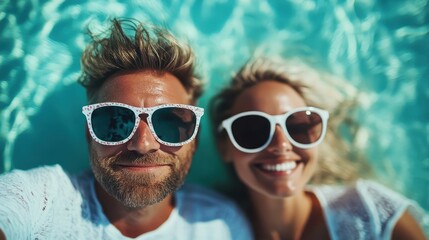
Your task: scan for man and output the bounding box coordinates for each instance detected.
[0,18,252,239]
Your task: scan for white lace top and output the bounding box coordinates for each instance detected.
[311,180,428,240]
[0,165,253,240]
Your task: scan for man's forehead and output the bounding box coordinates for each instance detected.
[96,70,191,105]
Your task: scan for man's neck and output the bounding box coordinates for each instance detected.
[94,182,174,238]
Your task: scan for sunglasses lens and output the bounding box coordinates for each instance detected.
[286,110,323,145]
[231,115,270,149]
[152,107,197,144]
[91,106,136,142]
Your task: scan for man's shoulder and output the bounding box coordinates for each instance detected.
[0,164,81,204]
[177,184,237,207]
[176,184,244,218]
[0,166,97,239]
[0,164,78,203]
[0,164,69,184]
[173,184,253,239]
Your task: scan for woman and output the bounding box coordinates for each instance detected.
[210,57,427,240]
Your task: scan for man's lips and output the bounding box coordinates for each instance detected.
[114,162,171,172]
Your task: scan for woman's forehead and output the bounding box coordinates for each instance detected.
[230,80,307,114]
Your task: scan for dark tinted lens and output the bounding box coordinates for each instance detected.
[91,106,136,142]
[285,110,323,144]
[231,115,270,149]
[152,107,197,144]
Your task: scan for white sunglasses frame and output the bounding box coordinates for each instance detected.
[219,107,329,153]
[82,102,204,146]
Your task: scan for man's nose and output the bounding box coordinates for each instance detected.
[126,118,160,154]
[266,125,293,154]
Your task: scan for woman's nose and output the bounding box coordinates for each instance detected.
[266,125,293,154]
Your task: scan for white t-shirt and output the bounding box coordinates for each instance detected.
[311,180,429,240]
[0,165,253,240]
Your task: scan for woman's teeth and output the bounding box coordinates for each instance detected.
[261,161,297,172]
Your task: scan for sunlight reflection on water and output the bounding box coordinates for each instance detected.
[1,0,428,211]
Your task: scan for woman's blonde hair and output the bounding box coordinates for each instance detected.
[78,18,203,103]
[210,57,371,184]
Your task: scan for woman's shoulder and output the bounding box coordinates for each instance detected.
[312,179,412,222]
[312,179,409,206]
[310,179,427,238]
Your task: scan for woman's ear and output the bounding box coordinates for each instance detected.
[217,138,233,163]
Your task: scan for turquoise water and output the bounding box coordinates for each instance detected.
[1,0,428,213]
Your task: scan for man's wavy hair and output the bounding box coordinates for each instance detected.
[78,18,203,103]
[210,57,371,184]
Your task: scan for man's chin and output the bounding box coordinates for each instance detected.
[101,174,183,208]
[117,190,171,208]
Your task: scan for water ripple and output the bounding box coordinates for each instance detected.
[0,0,428,212]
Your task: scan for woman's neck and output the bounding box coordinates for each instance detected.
[248,189,315,240]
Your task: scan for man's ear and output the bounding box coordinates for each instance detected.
[85,125,91,143]
[195,129,201,148]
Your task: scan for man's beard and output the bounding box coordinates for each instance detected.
[89,145,194,208]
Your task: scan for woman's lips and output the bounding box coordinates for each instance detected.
[261,161,297,173]
[255,161,303,176]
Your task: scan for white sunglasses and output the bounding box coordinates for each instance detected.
[82,102,204,146]
[219,107,329,153]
